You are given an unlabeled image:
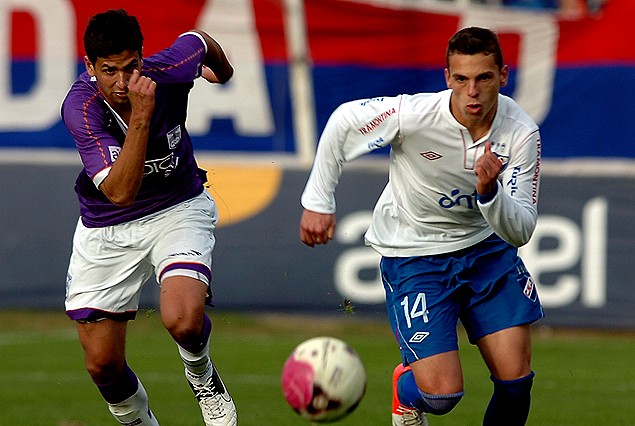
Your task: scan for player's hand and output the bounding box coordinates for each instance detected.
[300,209,336,247]
[475,141,503,196]
[127,69,156,116]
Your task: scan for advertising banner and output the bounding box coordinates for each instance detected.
[1,164,633,329]
[1,0,634,328]
[2,0,634,158]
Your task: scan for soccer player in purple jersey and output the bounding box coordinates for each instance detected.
[300,27,543,426]
[61,9,236,426]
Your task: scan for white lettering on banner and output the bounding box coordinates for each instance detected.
[0,0,74,130]
[520,197,608,308]
[334,198,609,309]
[334,211,384,303]
[187,0,274,136]
[460,9,557,124]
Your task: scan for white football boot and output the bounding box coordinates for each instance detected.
[187,362,237,426]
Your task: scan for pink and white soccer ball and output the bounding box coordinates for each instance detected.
[281,336,367,423]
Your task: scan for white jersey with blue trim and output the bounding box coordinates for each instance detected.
[301,89,541,256]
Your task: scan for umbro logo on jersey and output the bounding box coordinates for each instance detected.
[408,331,430,343]
[420,151,442,160]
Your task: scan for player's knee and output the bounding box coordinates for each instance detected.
[86,357,126,384]
[418,390,465,415]
[163,315,198,341]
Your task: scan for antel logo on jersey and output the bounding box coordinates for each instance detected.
[438,189,478,210]
[507,166,521,196]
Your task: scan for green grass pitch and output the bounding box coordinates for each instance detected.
[0,310,633,425]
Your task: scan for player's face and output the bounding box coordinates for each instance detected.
[445,52,508,138]
[84,49,143,112]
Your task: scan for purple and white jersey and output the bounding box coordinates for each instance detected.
[61,32,208,228]
[301,90,542,256]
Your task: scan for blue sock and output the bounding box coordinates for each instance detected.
[397,370,422,407]
[398,371,464,414]
[483,371,534,426]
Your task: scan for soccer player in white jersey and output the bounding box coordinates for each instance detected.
[300,27,543,426]
[61,9,236,425]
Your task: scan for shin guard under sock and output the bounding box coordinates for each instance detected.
[483,371,535,426]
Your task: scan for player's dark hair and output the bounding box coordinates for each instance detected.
[446,27,504,70]
[84,9,143,65]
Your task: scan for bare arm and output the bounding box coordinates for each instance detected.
[193,30,234,84]
[99,70,156,207]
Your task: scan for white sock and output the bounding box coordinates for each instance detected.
[108,379,160,425]
[178,335,212,383]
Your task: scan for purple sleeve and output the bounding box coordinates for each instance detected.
[143,32,207,84]
[61,74,120,182]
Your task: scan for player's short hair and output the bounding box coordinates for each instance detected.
[446,27,504,70]
[84,9,143,65]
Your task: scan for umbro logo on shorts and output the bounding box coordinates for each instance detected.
[409,331,430,343]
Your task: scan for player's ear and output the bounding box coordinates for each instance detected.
[444,68,451,88]
[84,56,95,76]
[499,65,509,88]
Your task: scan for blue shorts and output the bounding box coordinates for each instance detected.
[381,234,543,365]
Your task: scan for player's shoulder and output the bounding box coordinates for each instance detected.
[142,32,206,83]
[65,72,97,96]
[61,72,102,117]
[146,31,206,64]
[333,95,401,120]
[400,90,448,113]
[497,94,539,133]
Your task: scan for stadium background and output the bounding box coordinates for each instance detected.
[1,0,634,329]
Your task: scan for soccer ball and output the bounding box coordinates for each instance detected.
[281,336,367,423]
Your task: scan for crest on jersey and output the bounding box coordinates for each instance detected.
[167,125,182,150]
[490,140,509,171]
[108,146,121,163]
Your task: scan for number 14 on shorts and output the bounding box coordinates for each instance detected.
[400,293,430,328]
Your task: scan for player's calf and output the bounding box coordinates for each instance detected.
[483,371,534,426]
[397,365,465,415]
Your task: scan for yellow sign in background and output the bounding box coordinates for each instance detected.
[200,163,283,227]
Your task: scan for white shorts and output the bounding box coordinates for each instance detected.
[65,191,218,322]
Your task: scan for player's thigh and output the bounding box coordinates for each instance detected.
[77,319,128,376]
[459,240,542,343]
[159,275,208,333]
[381,256,462,366]
[476,324,532,380]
